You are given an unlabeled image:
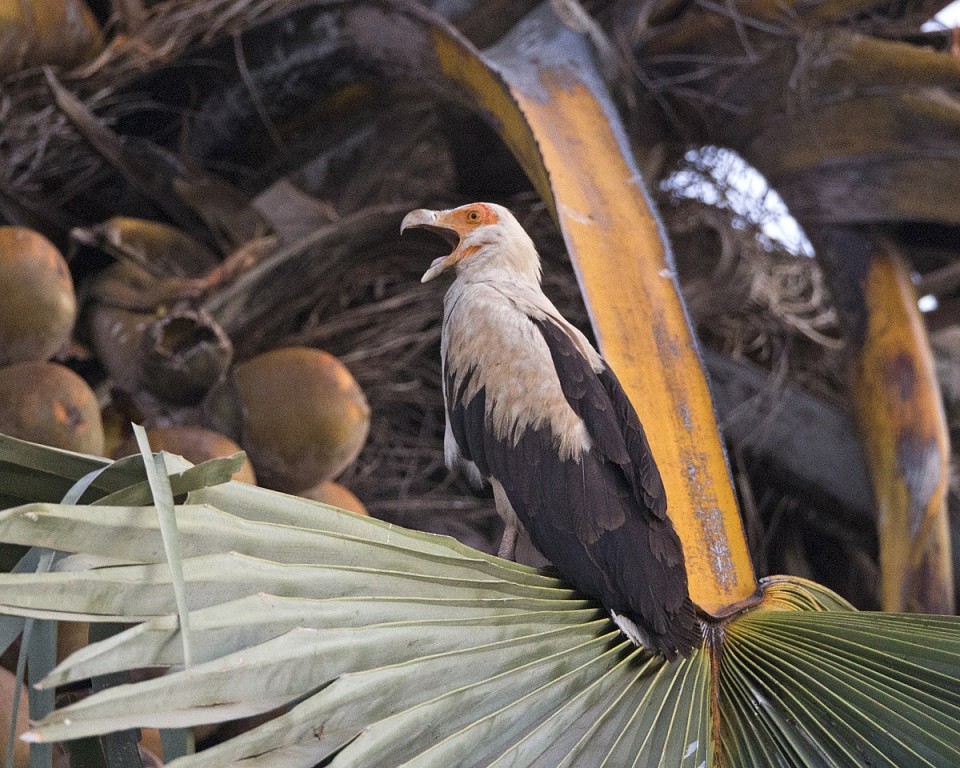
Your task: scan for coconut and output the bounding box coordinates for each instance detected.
[112,425,256,484]
[139,306,233,405]
[0,227,77,366]
[0,361,104,455]
[209,347,370,492]
[0,667,29,768]
[56,620,89,664]
[0,0,103,77]
[300,481,368,515]
[86,258,232,403]
[87,302,153,392]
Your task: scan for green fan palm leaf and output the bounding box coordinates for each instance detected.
[1,435,959,766]
[38,595,598,687]
[723,610,960,767]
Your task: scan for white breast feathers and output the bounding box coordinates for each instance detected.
[442,280,599,462]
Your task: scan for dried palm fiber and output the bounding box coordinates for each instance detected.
[665,198,845,402]
[0,0,355,232]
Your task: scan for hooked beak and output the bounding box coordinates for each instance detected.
[401,208,465,283]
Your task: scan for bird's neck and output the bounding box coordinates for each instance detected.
[454,235,542,287]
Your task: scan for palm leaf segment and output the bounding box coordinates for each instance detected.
[0,435,958,767]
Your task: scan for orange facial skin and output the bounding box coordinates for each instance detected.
[401,203,501,282]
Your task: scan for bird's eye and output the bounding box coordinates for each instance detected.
[467,211,480,222]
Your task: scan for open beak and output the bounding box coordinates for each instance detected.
[401,208,464,283]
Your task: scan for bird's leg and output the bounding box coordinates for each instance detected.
[491,479,520,561]
[498,520,520,560]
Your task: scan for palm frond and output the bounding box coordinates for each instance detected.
[1,435,959,766]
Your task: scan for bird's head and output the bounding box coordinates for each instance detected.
[401,202,540,284]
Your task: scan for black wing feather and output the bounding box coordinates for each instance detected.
[597,365,669,520]
[535,318,668,520]
[445,366,491,478]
